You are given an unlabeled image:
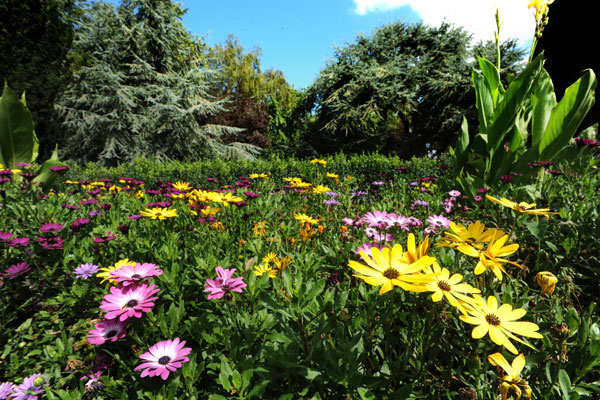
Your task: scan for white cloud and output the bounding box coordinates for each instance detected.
[353,0,536,47]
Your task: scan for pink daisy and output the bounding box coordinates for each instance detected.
[426,214,451,228]
[361,210,392,229]
[4,262,31,280]
[384,214,411,230]
[108,263,162,286]
[99,283,160,321]
[134,338,191,380]
[204,266,247,300]
[86,319,129,345]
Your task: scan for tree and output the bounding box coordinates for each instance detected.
[301,21,525,158]
[0,0,87,159]
[55,0,257,165]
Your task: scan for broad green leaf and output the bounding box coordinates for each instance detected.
[559,369,572,400]
[0,82,39,168]
[531,68,557,148]
[486,54,543,153]
[472,69,494,132]
[478,56,502,104]
[453,116,470,170]
[540,69,597,160]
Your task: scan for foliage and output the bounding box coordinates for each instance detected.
[0,0,87,160]
[452,53,597,195]
[1,150,599,398]
[55,0,258,166]
[301,21,525,158]
[0,83,66,190]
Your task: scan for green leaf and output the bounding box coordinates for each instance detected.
[478,56,501,103]
[472,69,494,132]
[559,369,572,400]
[453,116,470,170]
[540,69,597,160]
[0,82,39,168]
[531,68,557,148]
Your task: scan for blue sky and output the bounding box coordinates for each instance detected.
[104,0,536,89]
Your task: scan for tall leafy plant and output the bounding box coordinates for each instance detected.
[452,53,596,194]
[0,82,66,190]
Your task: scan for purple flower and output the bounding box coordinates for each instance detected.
[88,210,103,217]
[407,217,423,227]
[385,214,411,230]
[100,283,160,321]
[547,169,563,176]
[4,262,31,279]
[15,162,32,167]
[134,338,191,380]
[38,236,64,250]
[99,203,112,211]
[108,263,162,286]
[426,214,451,228]
[474,195,483,202]
[50,165,68,172]
[93,232,116,243]
[74,263,99,279]
[324,199,340,206]
[129,214,143,220]
[204,266,247,300]
[0,231,13,243]
[7,237,30,247]
[9,373,47,400]
[86,319,128,345]
[500,175,513,184]
[325,191,338,198]
[342,217,355,226]
[372,181,385,186]
[448,190,461,198]
[410,200,429,210]
[0,169,13,176]
[243,191,259,198]
[80,199,99,205]
[355,242,388,255]
[40,223,63,233]
[0,381,15,399]
[63,203,80,210]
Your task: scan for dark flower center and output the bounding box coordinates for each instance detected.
[437,281,451,291]
[106,329,117,338]
[485,314,501,326]
[383,268,400,280]
[126,299,138,308]
[158,356,171,365]
[131,274,141,279]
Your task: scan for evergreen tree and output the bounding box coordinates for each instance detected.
[55,0,257,165]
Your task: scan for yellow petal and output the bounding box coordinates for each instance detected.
[472,324,489,339]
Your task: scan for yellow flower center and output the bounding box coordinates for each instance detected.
[383,268,400,280]
[485,314,501,326]
[437,281,451,292]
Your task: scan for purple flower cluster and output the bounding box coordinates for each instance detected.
[0,373,47,399]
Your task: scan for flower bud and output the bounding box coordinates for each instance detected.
[33,376,46,386]
[535,271,558,295]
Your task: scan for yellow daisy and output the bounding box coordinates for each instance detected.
[423,263,480,312]
[456,231,522,281]
[485,195,560,220]
[96,258,137,284]
[459,295,543,354]
[294,213,319,225]
[488,353,533,400]
[172,181,192,192]
[140,207,178,220]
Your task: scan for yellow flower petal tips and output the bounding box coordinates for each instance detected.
[460,295,543,354]
[485,195,559,220]
[348,243,437,294]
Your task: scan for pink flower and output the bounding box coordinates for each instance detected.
[100,283,159,321]
[86,319,129,345]
[204,266,247,300]
[108,263,162,286]
[134,338,191,380]
[362,210,392,228]
[4,262,31,279]
[426,214,451,228]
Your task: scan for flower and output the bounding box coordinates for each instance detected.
[171,181,192,192]
[448,190,461,197]
[310,159,327,166]
[108,263,163,286]
[74,263,100,279]
[39,223,63,233]
[86,319,129,345]
[488,353,532,400]
[324,199,340,206]
[459,295,543,354]
[204,266,247,300]
[423,263,480,313]
[10,373,47,400]
[294,213,319,225]
[4,262,31,280]
[252,221,269,237]
[426,214,451,228]
[253,263,278,278]
[134,338,191,380]
[99,283,160,321]
[485,195,560,219]
[7,237,30,247]
[439,221,502,250]
[249,173,269,179]
[37,236,64,250]
[97,258,137,284]
[348,243,437,294]
[456,231,521,281]
[93,232,116,243]
[0,382,15,399]
[362,210,392,228]
[0,231,13,243]
[535,271,558,295]
[140,207,177,220]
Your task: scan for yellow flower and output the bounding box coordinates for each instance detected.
[200,206,221,218]
[528,0,553,13]
[207,192,243,206]
[456,231,522,281]
[312,185,331,194]
[326,172,339,179]
[209,222,225,231]
[274,256,293,271]
[459,295,543,354]
[488,353,532,400]
[438,221,503,250]
[294,213,319,225]
[423,263,480,313]
[310,159,327,166]
[253,220,269,237]
[402,233,432,264]
[348,244,437,294]
[254,263,278,278]
[299,223,316,241]
[172,181,192,192]
[262,252,278,264]
[140,207,178,220]
[249,173,269,179]
[485,195,559,220]
[535,271,558,295]
[97,258,137,284]
[135,190,145,199]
